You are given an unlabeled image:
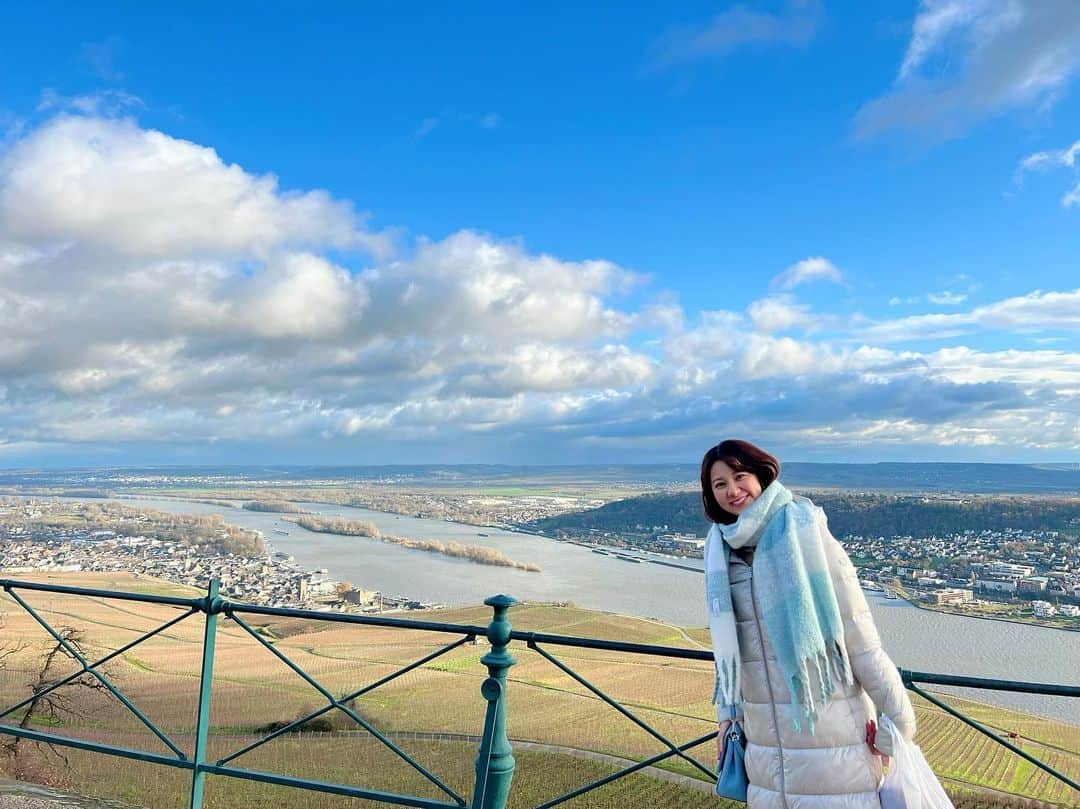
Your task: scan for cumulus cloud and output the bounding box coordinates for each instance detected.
[0,115,392,259]
[856,1,1080,139]
[0,111,1077,461]
[770,256,843,290]
[648,1,819,70]
[747,295,816,332]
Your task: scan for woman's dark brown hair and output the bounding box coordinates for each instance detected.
[700,439,781,524]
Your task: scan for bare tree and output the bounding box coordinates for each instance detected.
[2,627,109,775]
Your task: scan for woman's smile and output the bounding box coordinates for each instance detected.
[728,491,751,510]
[709,460,763,516]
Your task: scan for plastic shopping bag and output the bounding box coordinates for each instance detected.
[878,715,955,809]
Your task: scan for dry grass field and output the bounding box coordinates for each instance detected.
[0,572,1076,808]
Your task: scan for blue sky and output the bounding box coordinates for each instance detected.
[0,1,1078,466]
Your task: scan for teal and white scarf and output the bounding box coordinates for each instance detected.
[705,480,852,734]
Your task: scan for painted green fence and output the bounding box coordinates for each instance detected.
[0,577,1076,808]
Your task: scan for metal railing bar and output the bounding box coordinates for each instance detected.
[0,724,193,770]
[902,670,1080,698]
[516,631,713,661]
[534,729,718,809]
[199,763,463,808]
[228,612,467,805]
[907,682,1079,793]
[225,601,486,636]
[0,606,198,722]
[2,579,201,609]
[5,589,189,760]
[217,633,475,766]
[529,641,715,781]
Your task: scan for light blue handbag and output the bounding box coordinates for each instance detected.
[715,708,748,801]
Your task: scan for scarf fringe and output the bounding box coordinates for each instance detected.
[788,642,853,732]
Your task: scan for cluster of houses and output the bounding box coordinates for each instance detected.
[843,528,1080,619]
[0,530,425,613]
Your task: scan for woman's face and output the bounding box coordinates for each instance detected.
[709,460,763,516]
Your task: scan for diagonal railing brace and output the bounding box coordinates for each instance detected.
[534,729,718,809]
[216,632,476,766]
[228,610,467,806]
[906,680,1080,793]
[0,605,197,723]
[5,587,187,759]
[528,640,715,781]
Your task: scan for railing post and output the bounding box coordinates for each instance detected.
[471,594,517,809]
[190,578,222,809]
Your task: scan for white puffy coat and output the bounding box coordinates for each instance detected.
[724,510,916,809]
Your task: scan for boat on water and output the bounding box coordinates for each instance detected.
[477,532,489,537]
[273,528,289,536]
[885,589,899,600]
[591,548,609,555]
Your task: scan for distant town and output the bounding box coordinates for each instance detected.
[540,518,1080,628]
[0,498,436,613]
[841,526,1080,623]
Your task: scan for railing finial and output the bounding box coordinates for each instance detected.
[472,594,518,809]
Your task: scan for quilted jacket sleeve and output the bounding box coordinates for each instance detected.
[818,508,917,740]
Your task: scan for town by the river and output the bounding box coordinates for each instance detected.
[102,494,1080,727]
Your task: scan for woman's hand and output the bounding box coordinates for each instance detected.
[717,719,732,759]
[865,719,890,767]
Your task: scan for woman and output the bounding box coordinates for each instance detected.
[703,439,916,808]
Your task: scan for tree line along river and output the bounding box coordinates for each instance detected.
[74,496,1080,726]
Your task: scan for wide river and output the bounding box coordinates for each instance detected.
[120,496,1079,724]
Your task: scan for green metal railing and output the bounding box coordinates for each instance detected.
[0,578,512,809]
[0,577,1077,808]
[900,669,1080,793]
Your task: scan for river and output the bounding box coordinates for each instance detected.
[106,497,1080,724]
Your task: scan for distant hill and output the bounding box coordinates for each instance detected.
[1,461,1078,493]
[526,490,1080,540]
[780,462,1080,494]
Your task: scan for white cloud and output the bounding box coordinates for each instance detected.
[770,256,843,290]
[37,88,142,117]
[856,1,1080,139]
[859,288,1080,343]
[747,295,816,332]
[648,1,819,70]
[927,291,967,305]
[235,253,364,339]
[1016,138,1080,205]
[1,112,1078,460]
[735,334,844,379]
[1018,139,1080,173]
[0,115,392,259]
